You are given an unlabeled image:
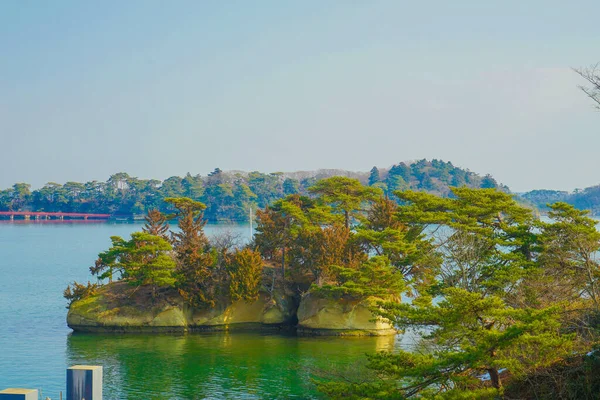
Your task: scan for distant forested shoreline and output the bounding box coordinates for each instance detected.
[520,187,600,216]
[0,159,503,221]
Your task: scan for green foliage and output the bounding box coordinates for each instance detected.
[90,235,130,282]
[384,159,504,199]
[309,176,382,228]
[255,179,415,300]
[480,174,498,189]
[123,232,177,297]
[77,196,262,308]
[396,188,535,296]
[382,288,572,382]
[368,166,381,186]
[318,188,594,399]
[312,257,404,299]
[254,194,321,278]
[283,178,300,195]
[63,281,98,307]
[90,232,176,299]
[355,196,439,292]
[533,202,600,338]
[322,286,574,398]
[227,248,263,302]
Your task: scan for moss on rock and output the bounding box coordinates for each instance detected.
[67,283,297,333]
[296,292,396,336]
[67,283,397,336]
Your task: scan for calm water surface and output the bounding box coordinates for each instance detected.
[0,222,403,399]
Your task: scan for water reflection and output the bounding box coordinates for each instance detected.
[66,332,397,399]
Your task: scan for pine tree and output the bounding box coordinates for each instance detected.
[125,232,176,299]
[90,235,131,283]
[165,197,216,307]
[142,209,170,240]
[309,176,382,229]
[533,202,600,342]
[368,166,381,186]
[312,256,404,299]
[227,248,263,302]
[318,188,575,398]
[254,194,315,278]
[89,232,176,299]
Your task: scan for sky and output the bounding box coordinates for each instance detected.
[1,0,599,193]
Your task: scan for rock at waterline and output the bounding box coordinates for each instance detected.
[67,282,397,335]
[67,283,297,333]
[296,292,397,336]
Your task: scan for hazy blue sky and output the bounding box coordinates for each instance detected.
[1,1,599,192]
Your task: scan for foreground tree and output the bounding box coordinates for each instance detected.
[318,188,576,398]
[319,289,571,399]
[533,202,600,346]
[539,202,600,309]
[354,195,438,292]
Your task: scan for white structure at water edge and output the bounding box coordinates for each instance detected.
[67,365,102,400]
[0,388,38,400]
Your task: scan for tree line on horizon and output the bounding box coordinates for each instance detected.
[521,186,600,216]
[0,159,502,221]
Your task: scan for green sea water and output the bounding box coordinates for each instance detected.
[67,332,397,399]
[0,221,403,399]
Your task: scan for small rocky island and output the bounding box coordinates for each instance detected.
[65,178,415,336]
[67,284,395,335]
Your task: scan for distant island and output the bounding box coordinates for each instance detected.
[520,186,600,215]
[0,159,504,222]
[6,159,600,221]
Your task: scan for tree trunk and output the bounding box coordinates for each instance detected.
[584,258,599,310]
[487,368,501,390]
[281,247,286,278]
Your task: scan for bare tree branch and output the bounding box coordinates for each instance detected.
[574,63,600,109]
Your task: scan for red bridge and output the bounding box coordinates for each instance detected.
[0,211,111,220]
